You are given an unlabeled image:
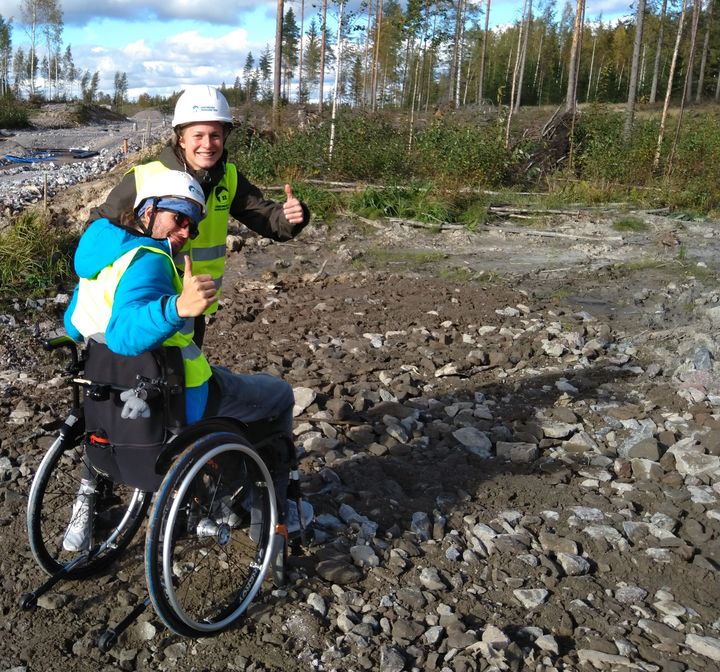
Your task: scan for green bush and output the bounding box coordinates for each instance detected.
[0,211,77,298]
[412,121,512,187]
[0,97,29,128]
[572,106,657,185]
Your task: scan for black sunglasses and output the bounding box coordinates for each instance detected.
[158,209,199,239]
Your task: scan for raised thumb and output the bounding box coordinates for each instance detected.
[183,254,192,278]
[284,183,294,201]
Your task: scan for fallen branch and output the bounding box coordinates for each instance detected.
[488,205,582,216]
[388,218,466,230]
[480,224,624,242]
[310,259,328,282]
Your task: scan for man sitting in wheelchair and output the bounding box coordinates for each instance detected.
[62,170,313,552]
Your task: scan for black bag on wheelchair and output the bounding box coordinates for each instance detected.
[82,339,185,492]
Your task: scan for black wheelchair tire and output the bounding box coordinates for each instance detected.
[27,413,150,578]
[145,428,278,637]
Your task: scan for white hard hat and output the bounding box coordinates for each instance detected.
[134,170,207,220]
[171,85,233,128]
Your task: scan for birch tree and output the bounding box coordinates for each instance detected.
[684,0,701,101]
[297,0,305,103]
[273,0,284,129]
[564,0,585,113]
[329,0,345,161]
[319,0,328,111]
[478,0,491,103]
[696,0,713,101]
[649,0,668,103]
[514,0,532,111]
[20,0,62,96]
[654,0,688,171]
[623,0,646,141]
[0,16,12,97]
[505,0,528,148]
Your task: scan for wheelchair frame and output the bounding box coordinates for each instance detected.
[21,336,304,650]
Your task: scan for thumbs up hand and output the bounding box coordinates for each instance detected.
[176,254,216,317]
[282,183,304,224]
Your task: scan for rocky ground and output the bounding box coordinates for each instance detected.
[0,105,168,226]
[0,109,720,671]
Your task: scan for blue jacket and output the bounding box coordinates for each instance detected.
[65,218,208,421]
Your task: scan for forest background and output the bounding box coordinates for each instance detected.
[1,0,720,298]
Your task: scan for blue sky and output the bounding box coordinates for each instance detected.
[1,0,634,99]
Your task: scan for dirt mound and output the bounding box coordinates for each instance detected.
[28,103,129,130]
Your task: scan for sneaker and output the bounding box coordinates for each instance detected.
[62,479,95,552]
[286,499,314,536]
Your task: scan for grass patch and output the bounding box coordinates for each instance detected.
[348,185,453,223]
[355,247,445,270]
[438,266,502,283]
[551,287,573,300]
[612,217,649,232]
[612,258,668,273]
[0,210,77,299]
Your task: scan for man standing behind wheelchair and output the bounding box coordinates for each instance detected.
[89,84,310,347]
[62,170,313,552]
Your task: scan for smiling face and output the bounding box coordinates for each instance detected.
[141,207,194,254]
[177,121,226,171]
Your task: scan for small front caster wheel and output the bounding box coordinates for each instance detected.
[97,629,117,652]
[18,592,37,610]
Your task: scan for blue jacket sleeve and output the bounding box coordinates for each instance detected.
[105,249,185,356]
[63,285,83,342]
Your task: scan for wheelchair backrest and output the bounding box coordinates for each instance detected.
[81,339,186,491]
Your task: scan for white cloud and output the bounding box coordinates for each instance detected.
[165,28,250,56]
[0,0,267,26]
[65,25,263,98]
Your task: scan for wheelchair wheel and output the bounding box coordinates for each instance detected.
[145,431,277,637]
[27,414,150,578]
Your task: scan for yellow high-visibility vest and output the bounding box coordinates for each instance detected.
[70,245,212,389]
[132,161,237,315]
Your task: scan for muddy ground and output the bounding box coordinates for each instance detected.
[0,113,720,671]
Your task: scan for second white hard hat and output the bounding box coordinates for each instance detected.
[134,170,207,219]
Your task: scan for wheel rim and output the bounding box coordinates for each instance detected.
[158,442,277,632]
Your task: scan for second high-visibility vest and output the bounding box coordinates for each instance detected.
[70,245,212,389]
[132,161,238,315]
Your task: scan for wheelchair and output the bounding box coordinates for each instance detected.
[20,335,308,650]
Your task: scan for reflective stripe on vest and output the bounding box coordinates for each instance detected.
[70,245,212,389]
[133,161,237,315]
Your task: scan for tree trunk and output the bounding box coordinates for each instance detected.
[685,0,701,101]
[408,45,420,152]
[362,0,371,107]
[319,0,327,112]
[298,0,305,103]
[565,0,585,113]
[454,0,466,108]
[696,0,713,101]
[624,0,646,140]
[654,0,688,171]
[329,0,345,162]
[478,0,491,103]
[649,0,668,103]
[514,0,532,112]
[272,0,284,130]
[507,0,528,137]
[586,32,597,102]
[371,0,384,111]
